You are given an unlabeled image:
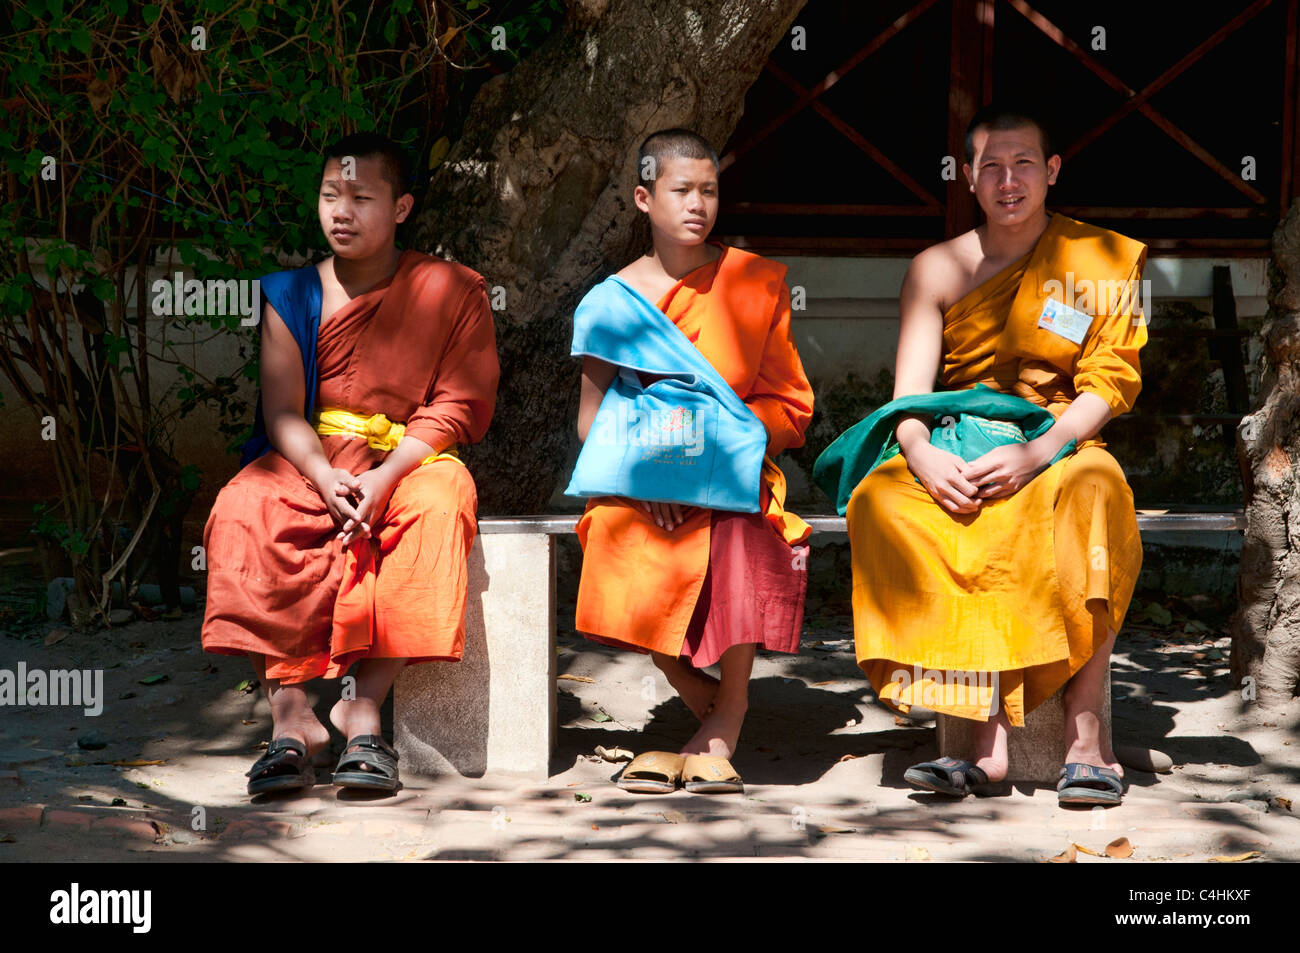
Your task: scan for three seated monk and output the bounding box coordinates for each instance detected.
[840,104,1147,805]
[572,129,814,794]
[201,132,500,796]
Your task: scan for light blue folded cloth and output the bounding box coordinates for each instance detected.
[565,276,767,512]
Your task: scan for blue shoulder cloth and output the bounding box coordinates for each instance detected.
[239,265,323,466]
[564,276,767,512]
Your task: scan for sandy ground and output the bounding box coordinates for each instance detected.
[1,543,1297,863]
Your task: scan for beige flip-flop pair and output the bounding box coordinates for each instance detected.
[615,750,744,794]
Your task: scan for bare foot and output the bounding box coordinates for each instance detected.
[329,698,384,772]
[651,653,719,721]
[679,696,747,759]
[972,708,1010,783]
[1063,738,1123,778]
[266,685,330,760]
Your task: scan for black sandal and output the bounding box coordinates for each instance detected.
[332,734,400,791]
[903,756,1007,797]
[247,738,316,796]
[1057,762,1125,806]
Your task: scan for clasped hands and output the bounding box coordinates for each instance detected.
[314,465,399,545]
[906,439,1053,515]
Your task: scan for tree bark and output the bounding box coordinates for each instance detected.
[412,0,808,512]
[1231,197,1300,717]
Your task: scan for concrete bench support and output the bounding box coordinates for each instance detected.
[394,530,558,778]
[935,670,1112,784]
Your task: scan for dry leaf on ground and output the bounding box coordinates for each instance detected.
[1105,837,1134,859]
[1045,844,1078,863]
[817,824,855,834]
[1209,851,1262,863]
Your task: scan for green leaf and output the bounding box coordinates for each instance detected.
[590,711,612,723]
[142,4,161,24]
[138,674,169,685]
[573,792,592,803]
[70,27,92,54]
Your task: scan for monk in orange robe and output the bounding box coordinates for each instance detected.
[575,129,813,794]
[201,133,499,796]
[847,106,1144,805]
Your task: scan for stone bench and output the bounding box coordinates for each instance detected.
[393,510,1245,781]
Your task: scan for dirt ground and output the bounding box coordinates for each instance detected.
[0,541,1297,863]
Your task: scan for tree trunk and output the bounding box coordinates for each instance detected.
[412,0,808,512]
[1231,197,1300,718]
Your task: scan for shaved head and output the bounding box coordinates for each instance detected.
[637,128,719,192]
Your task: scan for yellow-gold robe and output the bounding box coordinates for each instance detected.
[848,213,1147,726]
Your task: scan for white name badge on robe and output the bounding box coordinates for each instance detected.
[1037,297,1094,345]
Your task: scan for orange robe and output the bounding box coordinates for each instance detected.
[848,214,1147,726]
[575,244,814,657]
[201,250,499,684]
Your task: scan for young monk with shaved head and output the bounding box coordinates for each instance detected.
[201,132,499,796]
[571,128,814,794]
[826,105,1146,805]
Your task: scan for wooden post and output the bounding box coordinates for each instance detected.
[946,0,992,238]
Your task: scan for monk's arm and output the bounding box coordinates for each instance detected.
[744,283,814,455]
[396,277,501,480]
[577,356,617,443]
[891,252,980,513]
[891,253,946,454]
[260,301,337,489]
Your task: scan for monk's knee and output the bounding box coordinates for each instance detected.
[846,471,903,528]
[1059,447,1129,500]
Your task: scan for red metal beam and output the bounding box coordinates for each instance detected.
[1004,0,1270,205]
[720,0,942,173]
[1060,0,1274,165]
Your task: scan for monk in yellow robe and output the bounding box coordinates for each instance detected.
[201,133,499,795]
[575,129,813,794]
[847,106,1145,805]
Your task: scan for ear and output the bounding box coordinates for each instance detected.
[633,184,653,214]
[962,163,975,192]
[394,193,414,223]
[1046,154,1061,186]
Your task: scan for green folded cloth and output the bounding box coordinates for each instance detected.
[812,383,1075,515]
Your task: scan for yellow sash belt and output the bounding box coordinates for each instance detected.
[314,408,462,467]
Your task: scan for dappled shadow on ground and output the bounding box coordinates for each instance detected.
[1,547,1297,862]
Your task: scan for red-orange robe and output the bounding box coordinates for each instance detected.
[575,244,814,660]
[200,250,499,684]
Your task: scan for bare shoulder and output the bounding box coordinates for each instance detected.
[905,235,974,312]
[614,256,669,303]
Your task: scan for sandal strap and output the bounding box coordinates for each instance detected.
[1057,762,1124,793]
[247,737,307,777]
[343,734,398,760]
[335,735,399,776]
